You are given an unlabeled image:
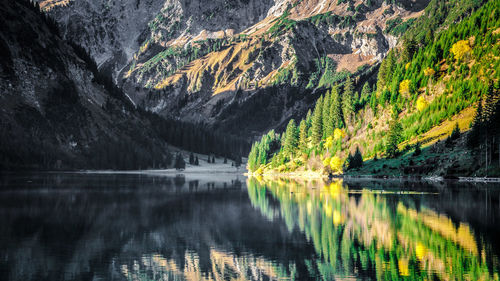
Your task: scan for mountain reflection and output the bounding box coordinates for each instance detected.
[247,178,500,280]
[1,173,499,280]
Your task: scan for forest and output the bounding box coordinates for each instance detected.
[248,0,500,177]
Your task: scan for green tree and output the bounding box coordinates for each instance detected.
[311,95,324,146]
[330,85,344,129]
[342,77,355,124]
[298,119,308,153]
[284,119,299,157]
[322,90,332,138]
[385,117,402,158]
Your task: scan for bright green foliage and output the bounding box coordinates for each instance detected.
[283,119,299,157]
[298,120,308,153]
[247,0,500,174]
[342,77,355,123]
[385,117,402,158]
[330,85,344,129]
[247,130,281,171]
[311,96,324,146]
[322,90,332,138]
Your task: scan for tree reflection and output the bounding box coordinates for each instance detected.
[247,177,500,280]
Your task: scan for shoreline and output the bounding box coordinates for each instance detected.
[247,170,500,183]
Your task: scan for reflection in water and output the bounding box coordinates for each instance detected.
[247,178,500,280]
[0,173,499,280]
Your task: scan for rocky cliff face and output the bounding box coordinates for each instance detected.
[38,0,430,137]
[0,0,170,169]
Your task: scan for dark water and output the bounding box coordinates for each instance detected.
[0,173,499,280]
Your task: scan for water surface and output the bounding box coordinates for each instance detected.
[0,173,499,280]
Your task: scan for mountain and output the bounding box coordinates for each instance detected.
[37,0,429,138]
[0,0,179,170]
[248,0,500,177]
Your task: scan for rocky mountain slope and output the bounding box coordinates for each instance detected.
[0,0,172,170]
[38,0,429,138]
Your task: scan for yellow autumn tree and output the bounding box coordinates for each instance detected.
[423,67,435,76]
[416,96,428,111]
[399,79,411,96]
[333,128,346,140]
[324,136,334,150]
[450,40,472,60]
[330,156,343,173]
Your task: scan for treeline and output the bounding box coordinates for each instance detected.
[248,77,368,173]
[143,110,250,161]
[468,84,500,173]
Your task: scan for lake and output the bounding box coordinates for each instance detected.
[0,173,499,280]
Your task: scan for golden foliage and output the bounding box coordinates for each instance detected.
[329,156,343,173]
[423,67,435,76]
[398,258,410,276]
[324,136,334,149]
[450,40,472,60]
[333,128,346,140]
[405,62,411,70]
[399,79,411,96]
[416,96,428,112]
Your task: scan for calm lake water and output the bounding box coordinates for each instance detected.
[0,173,499,281]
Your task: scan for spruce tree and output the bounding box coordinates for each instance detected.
[174,153,186,170]
[311,95,324,146]
[284,119,298,157]
[322,90,331,138]
[330,85,343,129]
[342,77,355,125]
[195,156,199,165]
[189,152,195,165]
[298,119,308,153]
[385,117,402,158]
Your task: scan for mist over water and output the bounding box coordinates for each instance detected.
[0,173,499,280]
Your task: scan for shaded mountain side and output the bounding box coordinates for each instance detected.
[0,0,249,170]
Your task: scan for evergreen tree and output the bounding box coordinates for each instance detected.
[224,157,227,164]
[385,117,402,158]
[468,97,483,148]
[189,152,195,165]
[342,77,355,124]
[298,119,308,153]
[329,85,343,129]
[361,82,371,102]
[413,142,421,156]
[322,90,331,138]
[311,95,324,146]
[235,154,242,168]
[284,119,299,157]
[195,156,199,165]
[174,153,186,170]
[212,156,216,163]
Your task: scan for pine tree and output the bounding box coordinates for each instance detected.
[385,117,402,158]
[189,152,195,165]
[342,77,355,124]
[361,82,371,102]
[322,90,331,138]
[311,96,324,146]
[298,119,308,153]
[330,85,343,129]
[284,119,298,157]
[195,156,199,165]
[174,153,186,170]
